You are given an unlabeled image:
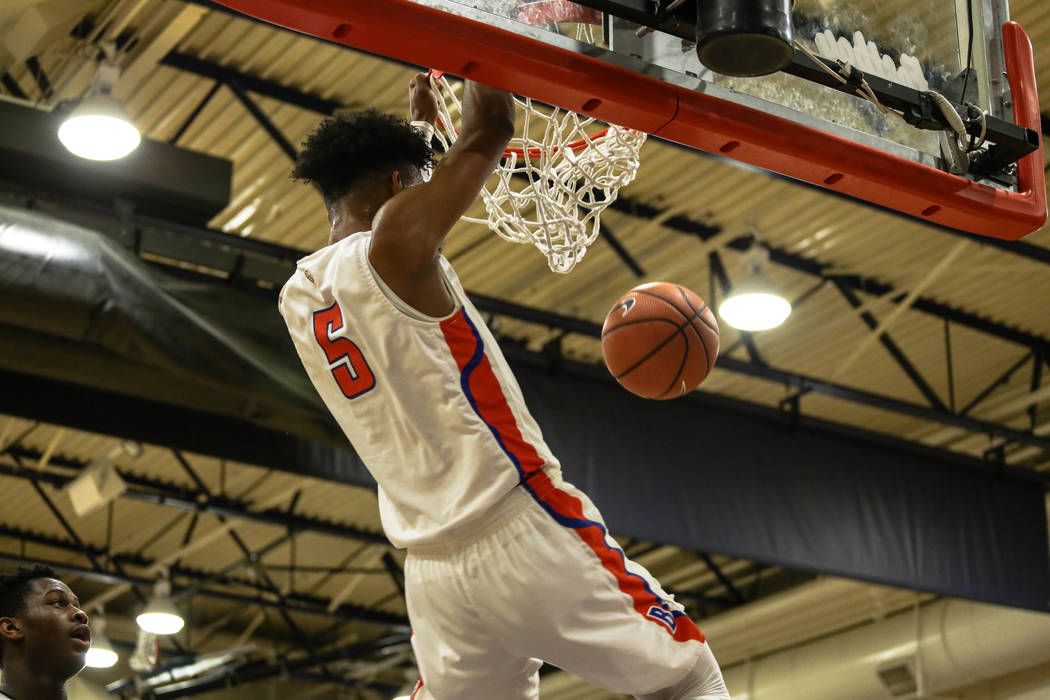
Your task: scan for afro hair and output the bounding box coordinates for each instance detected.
[0,564,60,666]
[292,109,435,206]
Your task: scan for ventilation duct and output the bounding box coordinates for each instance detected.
[717,588,1050,700]
[876,659,918,697]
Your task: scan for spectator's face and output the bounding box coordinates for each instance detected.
[12,578,90,678]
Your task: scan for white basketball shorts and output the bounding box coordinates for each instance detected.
[404,473,729,699]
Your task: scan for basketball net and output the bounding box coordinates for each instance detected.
[430,73,645,274]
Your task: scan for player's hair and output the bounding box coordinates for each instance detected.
[0,564,59,667]
[292,109,435,206]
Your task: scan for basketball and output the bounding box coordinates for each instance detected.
[601,282,719,400]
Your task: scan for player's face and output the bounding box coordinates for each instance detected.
[15,578,91,678]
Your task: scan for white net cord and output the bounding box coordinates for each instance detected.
[431,74,645,273]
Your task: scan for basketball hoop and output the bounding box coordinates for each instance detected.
[429,69,645,274]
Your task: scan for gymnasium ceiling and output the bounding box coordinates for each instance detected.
[0,0,1048,697]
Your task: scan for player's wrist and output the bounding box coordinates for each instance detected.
[411,120,435,143]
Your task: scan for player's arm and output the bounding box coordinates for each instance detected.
[368,75,514,316]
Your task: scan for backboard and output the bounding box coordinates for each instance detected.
[213,0,1045,240]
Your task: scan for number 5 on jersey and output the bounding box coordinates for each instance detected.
[313,302,376,399]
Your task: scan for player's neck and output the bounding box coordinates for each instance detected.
[328,220,369,245]
[0,660,69,700]
[327,202,375,245]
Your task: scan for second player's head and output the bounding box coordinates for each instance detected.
[0,565,91,681]
[293,110,435,237]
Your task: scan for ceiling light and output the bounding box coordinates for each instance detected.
[85,616,119,669]
[58,53,140,161]
[717,243,792,331]
[137,579,184,635]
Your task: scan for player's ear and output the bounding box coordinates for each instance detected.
[0,616,24,642]
[390,170,403,195]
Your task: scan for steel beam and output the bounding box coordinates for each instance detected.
[173,532,293,602]
[161,51,345,115]
[170,80,223,145]
[24,57,52,100]
[833,279,948,411]
[951,230,1050,267]
[138,635,408,698]
[696,552,745,605]
[226,79,298,161]
[0,448,387,545]
[599,223,645,277]
[21,464,105,571]
[172,451,326,668]
[959,352,1033,416]
[1,73,27,99]
[0,536,409,630]
[944,321,956,412]
[1029,356,1043,430]
[714,356,1050,457]
[182,0,420,71]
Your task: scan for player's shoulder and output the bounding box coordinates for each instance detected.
[305,231,372,266]
[295,233,372,284]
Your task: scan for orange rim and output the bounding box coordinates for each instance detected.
[506,127,613,159]
[434,117,625,160]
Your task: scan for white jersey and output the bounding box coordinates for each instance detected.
[279,232,560,548]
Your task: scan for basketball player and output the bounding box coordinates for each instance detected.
[280,73,729,700]
[0,565,91,700]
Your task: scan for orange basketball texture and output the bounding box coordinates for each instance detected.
[601,282,720,399]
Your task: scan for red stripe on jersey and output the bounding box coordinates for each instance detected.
[440,309,545,479]
[527,470,706,644]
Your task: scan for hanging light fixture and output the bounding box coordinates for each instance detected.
[58,46,140,161]
[85,614,119,669]
[136,578,184,635]
[718,242,792,331]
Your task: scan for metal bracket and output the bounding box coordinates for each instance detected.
[939,131,970,175]
[778,393,801,428]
